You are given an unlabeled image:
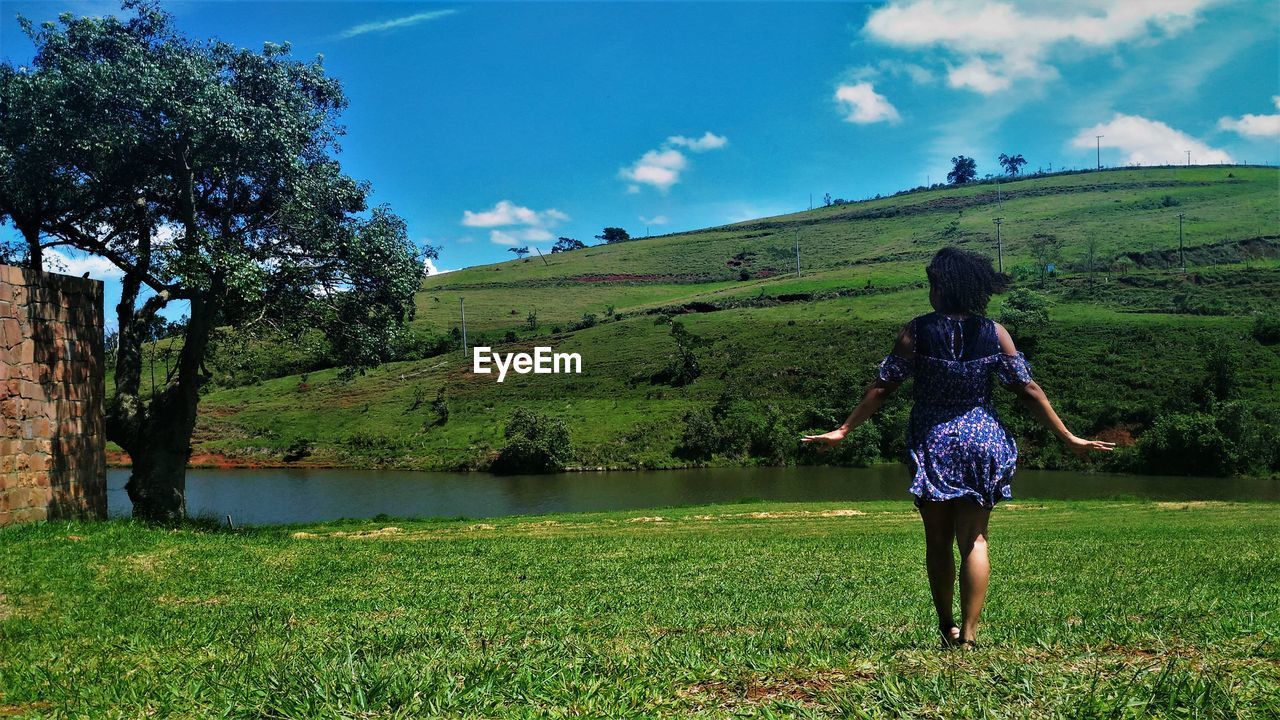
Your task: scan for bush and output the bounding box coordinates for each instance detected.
[1251,314,1280,345]
[651,321,702,387]
[491,408,572,474]
[1138,412,1232,476]
[997,288,1051,340]
[570,313,598,331]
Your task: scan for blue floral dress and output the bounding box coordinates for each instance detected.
[877,312,1034,508]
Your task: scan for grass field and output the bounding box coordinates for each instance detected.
[2,499,1277,718]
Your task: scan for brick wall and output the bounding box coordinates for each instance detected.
[0,265,106,525]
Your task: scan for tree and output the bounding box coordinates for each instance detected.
[508,246,530,258]
[2,2,429,520]
[997,288,1050,340]
[1027,233,1064,287]
[550,236,585,253]
[491,408,572,474]
[595,227,631,244]
[947,155,977,184]
[998,153,1027,177]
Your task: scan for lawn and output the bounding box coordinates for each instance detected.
[2,500,1277,718]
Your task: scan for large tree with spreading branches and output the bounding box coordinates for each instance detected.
[0,2,432,520]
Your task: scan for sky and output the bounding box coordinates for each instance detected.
[2,0,1278,327]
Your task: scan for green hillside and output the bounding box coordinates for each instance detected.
[143,166,1280,475]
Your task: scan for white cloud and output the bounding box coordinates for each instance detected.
[666,132,728,152]
[489,230,519,246]
[619,148,688,193]
[462,200,569,228]
[41,249,124,280]
[336,9,457,40]
[1218,97,1280,138]
[865,0,1217,94]
[640,215,669,226]
[620,132,727,193]
[1072,114,1234,166]
[423,258,452,276]
[834,82,901,124]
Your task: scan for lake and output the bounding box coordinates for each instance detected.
[104,465,1280,525]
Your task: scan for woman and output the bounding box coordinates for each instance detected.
[802,247,1114,648]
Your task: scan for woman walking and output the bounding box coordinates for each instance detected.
[802,248,1114,648]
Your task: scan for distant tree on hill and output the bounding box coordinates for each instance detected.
[998,153,1027,176]
[948,155,977,184]
[595,227,631,244]
[1028,233,1064,287]
[508,246,530,258]
[551,236,585,253]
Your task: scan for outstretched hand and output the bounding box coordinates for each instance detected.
[801,429,846,451]
[1065,435,1117,457]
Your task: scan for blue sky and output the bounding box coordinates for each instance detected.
[2,1,1278,327]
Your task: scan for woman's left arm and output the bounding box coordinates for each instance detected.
[801,323,912,447]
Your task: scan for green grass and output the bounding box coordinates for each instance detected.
[2,500,1277,718]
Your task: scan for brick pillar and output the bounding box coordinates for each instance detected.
[0,265,106,525]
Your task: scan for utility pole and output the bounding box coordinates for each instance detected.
[993,217,1004,273]
[1178,213,1186,272]
[460,297,468,356]
[1096,135,1104,170]
[1185,150,1191,167]
[533,245,549,266]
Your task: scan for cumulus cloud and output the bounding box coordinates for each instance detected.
[41,249,124,279]
[640,215,669,226]
[423,258,452,276]
[462,200,568,228]
[1072,114,1233,166]
[335,9,457,40]
[461,200,569,246]
[864,0,1216,94]
[834,82,901,124]
[1218,97,1280,138]
[666,132,728,152]
[620,132,727,193]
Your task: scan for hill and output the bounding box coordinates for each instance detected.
[119,166,1280,475]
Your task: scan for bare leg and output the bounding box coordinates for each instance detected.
[953,500,992,643]
[918,500,958,643]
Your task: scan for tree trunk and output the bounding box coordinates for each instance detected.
[20,225,42,274]
[116,291,217,522]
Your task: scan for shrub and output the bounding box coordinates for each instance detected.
[570,313,597,331]
[1251,314,1280,345]
[282,438,312,462]
[651,321,702,387]
[997,288,1051,340]
[1138,412,1231,476]
[491,408,572,474]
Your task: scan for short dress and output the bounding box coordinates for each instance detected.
[877,312,1034,509]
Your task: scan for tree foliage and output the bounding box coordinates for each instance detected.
[0,1,430,519]
[998,153,1027,176]
[947,155,977,184]
[491,408,573,474]
[595,227,631,244]
[551,236,585,253]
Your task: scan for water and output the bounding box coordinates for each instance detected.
[105,465,1279,526]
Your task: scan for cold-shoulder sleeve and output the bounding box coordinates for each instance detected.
[995,352,1033,387]
[878,353,914,383]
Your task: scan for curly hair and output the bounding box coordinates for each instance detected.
[925,247,1010,315]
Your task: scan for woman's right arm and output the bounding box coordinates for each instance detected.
[993,323,1115,456]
